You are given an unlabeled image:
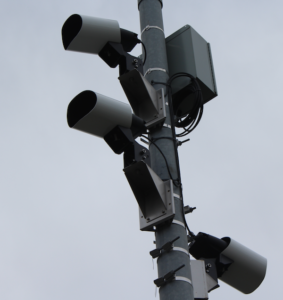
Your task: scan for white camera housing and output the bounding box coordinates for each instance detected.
[220,237,267,294]
[62,14,121,55]
[67,91,133,138]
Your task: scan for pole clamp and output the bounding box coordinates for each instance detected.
[141,25,164,35]
[154,264,185,287]
[144,68,168,77]
[150,236,180,258]
[138,0,163,9]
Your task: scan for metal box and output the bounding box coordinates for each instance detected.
[166,25,217,109]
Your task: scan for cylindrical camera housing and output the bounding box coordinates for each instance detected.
[62,14,121,54]
[67,91,133,138]
[220,237,267,294]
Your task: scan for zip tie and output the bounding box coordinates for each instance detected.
[173,193,182,200]
[163,123,171,129]
[172,219,185,228]
[144,68,168,77]
[172,247,189,255]
[175,276,192,285]
[141,25,164,35]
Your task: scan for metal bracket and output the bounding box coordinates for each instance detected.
[150,236,180,258]
[144,67,168,77]
[123,161,175,231]
[99,42,143,76]
[191,260,219,299]
[119,69,166,128]
[141,25,164,35]
[154,264,185,287]
[123,141,150,169]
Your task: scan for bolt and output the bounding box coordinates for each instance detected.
[160,107,163,110]
[141,149,147,154]
[133,59,138,62]
[147,218,150,221]
[142,156,146,159]
[135,64,139,68]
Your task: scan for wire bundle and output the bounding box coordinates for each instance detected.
[168,72,204,137]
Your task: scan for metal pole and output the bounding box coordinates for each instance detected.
[138,1,194,299]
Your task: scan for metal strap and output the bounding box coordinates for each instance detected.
[173,247,189,255]
[138,0,163,9]
[175,276,192,285]
[144,68,168,77]
[141,25,164,35]
[173,193,182,200]
[172,219,185,228]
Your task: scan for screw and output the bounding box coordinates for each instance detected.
[135,64,139,68]
[141,216,143,218]
[162,211,165,213]
[147,218,150,221]
[168,190,170,192]
[142,149,147,154]
[160,107,163,110]
[133,59,138,62]
[142,156,146,159]
[169,203,171,205]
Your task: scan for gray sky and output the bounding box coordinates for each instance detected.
[0,0,282,299]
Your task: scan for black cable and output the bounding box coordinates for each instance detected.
[166,83,195,237]
[141,135,180,187]
[139,41,147,66]
[168,72,203,135]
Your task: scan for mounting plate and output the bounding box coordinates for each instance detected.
[119,69,166,128]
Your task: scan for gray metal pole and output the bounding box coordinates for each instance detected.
[137,1,194,300]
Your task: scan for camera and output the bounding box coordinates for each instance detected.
[67,90,144,139]
[62,14,140,55]
[189,232,267,294]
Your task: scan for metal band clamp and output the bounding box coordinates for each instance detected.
[172,219,185,229]
[144,68,168,77]
[175,276,192,285]
[141,25,164,35]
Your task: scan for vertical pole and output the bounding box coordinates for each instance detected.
[137,1,194,300]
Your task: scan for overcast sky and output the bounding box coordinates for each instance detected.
[0,0,282,299]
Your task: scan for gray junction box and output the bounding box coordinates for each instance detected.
[166,25,217,115]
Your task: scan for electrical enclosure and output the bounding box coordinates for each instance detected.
[166,25,217,106]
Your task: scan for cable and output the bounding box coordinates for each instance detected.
[145,74,200,237]
[168,72,203,136]
[141,135,180,187]
[139,40,147,66]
